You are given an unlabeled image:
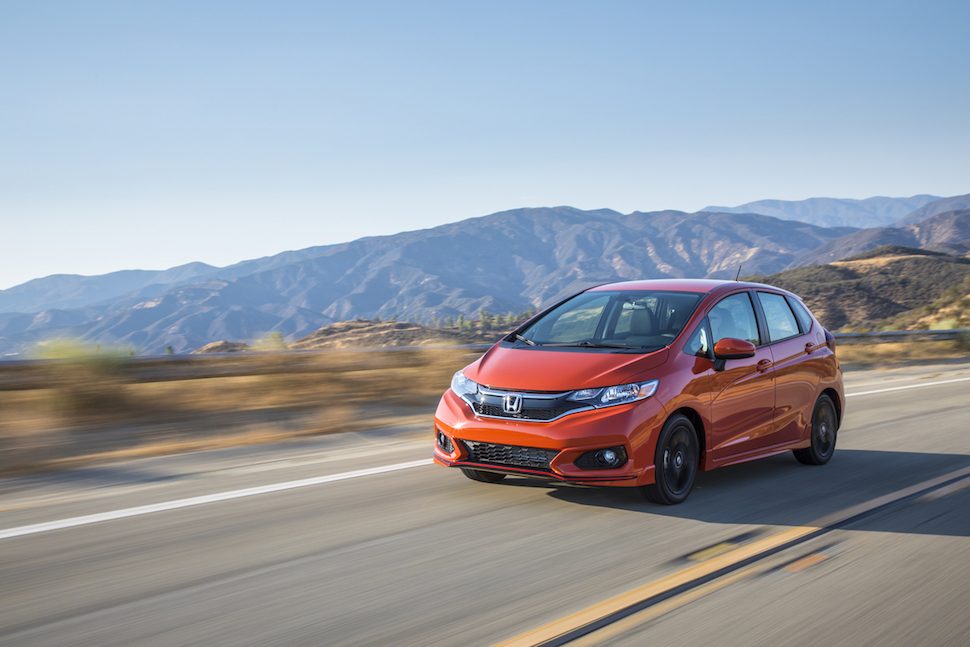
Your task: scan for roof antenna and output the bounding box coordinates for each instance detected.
[734,263,743,281]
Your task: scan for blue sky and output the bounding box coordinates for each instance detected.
[1,0,968,288]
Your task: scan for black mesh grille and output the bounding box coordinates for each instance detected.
[463,441,558,470]
[471,402,577,421]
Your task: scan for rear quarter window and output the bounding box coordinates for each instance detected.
[786,296,815,333]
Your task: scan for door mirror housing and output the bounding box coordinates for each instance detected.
[713,338,756,360]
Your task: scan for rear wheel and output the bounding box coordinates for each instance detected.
[461,468,507,483]
[642,414,699,505]
[793,394,838,465]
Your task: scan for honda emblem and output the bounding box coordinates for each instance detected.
[503,393,523,414]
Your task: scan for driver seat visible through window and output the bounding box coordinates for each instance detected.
[629,307,657,337]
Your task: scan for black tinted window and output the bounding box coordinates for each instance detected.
[757,292,800,342]
[709,293,760,345]
[787,296,814,333]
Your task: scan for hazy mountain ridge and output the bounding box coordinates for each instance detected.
[1,195,968,356]
[895,193,970,225]
[0,207,854,354]
[790,209,970,267]
[0,262,217,314]
[705,194,939,228]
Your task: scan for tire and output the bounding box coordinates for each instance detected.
[642,414,700,505]
[460,468,507,484]
[793,394,838,466]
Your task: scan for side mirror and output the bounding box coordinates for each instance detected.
[713,338,756,360]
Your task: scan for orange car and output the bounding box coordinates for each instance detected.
[433,279,844,504]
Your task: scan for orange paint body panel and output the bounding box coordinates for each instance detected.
[433,279,844,493]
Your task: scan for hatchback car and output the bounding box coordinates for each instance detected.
[433,279,843,504]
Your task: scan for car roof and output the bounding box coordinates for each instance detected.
[588,278,783,295]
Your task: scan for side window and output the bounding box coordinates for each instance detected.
[683,320,711,358]
[787,296,814,334]
[757,292,800,342]
[545,295,609,342]
[708,293,760,345]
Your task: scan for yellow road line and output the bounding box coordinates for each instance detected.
[567,563,762,647]
[782,551,828,573]
[686,541,741,562]
[494,465,970,647]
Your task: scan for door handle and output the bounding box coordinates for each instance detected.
[805,342,815,354]
[756,358,772,372]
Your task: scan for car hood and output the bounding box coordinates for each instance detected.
[464,344,670,392]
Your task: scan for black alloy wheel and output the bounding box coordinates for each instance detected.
[794,394,838,466]
[642,414,699,505]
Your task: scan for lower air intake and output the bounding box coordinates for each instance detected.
[462,441,558,470]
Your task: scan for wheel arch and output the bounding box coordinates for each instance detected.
[668,406,707,469]
[821,387,843,428]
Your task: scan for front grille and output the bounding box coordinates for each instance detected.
[472,402,577,421]
[462,440,558,471]
[466,389,591,422]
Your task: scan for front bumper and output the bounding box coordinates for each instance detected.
[432,389,667,487]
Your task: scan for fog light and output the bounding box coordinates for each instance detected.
[436,429,454,453]
[575,446,628,470]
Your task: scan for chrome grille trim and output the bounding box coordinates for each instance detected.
[478,388,570,399]
[457,389,594,423]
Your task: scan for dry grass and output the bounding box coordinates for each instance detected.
[0,348,479,475]
[1,341,966,475]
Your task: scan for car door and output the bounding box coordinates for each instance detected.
[707,291,778,464]
[754,291,819,446]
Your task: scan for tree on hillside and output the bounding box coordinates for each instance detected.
[477,308,493,331]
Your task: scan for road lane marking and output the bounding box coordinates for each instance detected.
[495,465,970,647]
[0,458,432,541]
[920,476,970,501]
[1,374,967,540]
[845,376,970,397]
[683,530,761,562]
[782,551,828,573]
[566,563,761,647]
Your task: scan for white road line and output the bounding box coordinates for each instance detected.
[845,376,970,397]
[0,458,432,541]
[2,375,968,541]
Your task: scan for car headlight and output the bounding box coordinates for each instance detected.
[450,370,480,398]
[567,379,658,407]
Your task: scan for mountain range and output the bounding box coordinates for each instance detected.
[1,193,968,356]
[704,194,941,228]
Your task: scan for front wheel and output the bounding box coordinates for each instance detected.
[793,394,838,465]
[461,468,507,483]
[642,414,699,505]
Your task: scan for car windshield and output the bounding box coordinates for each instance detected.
[514,290,703,351]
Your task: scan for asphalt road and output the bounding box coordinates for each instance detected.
[1,361,968,646]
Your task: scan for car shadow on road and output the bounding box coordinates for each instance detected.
[500,449,970,537]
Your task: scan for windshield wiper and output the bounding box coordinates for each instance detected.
[511,333,539,346]
[541,340,645,350]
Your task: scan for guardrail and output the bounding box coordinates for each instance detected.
[832,328,970,344]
